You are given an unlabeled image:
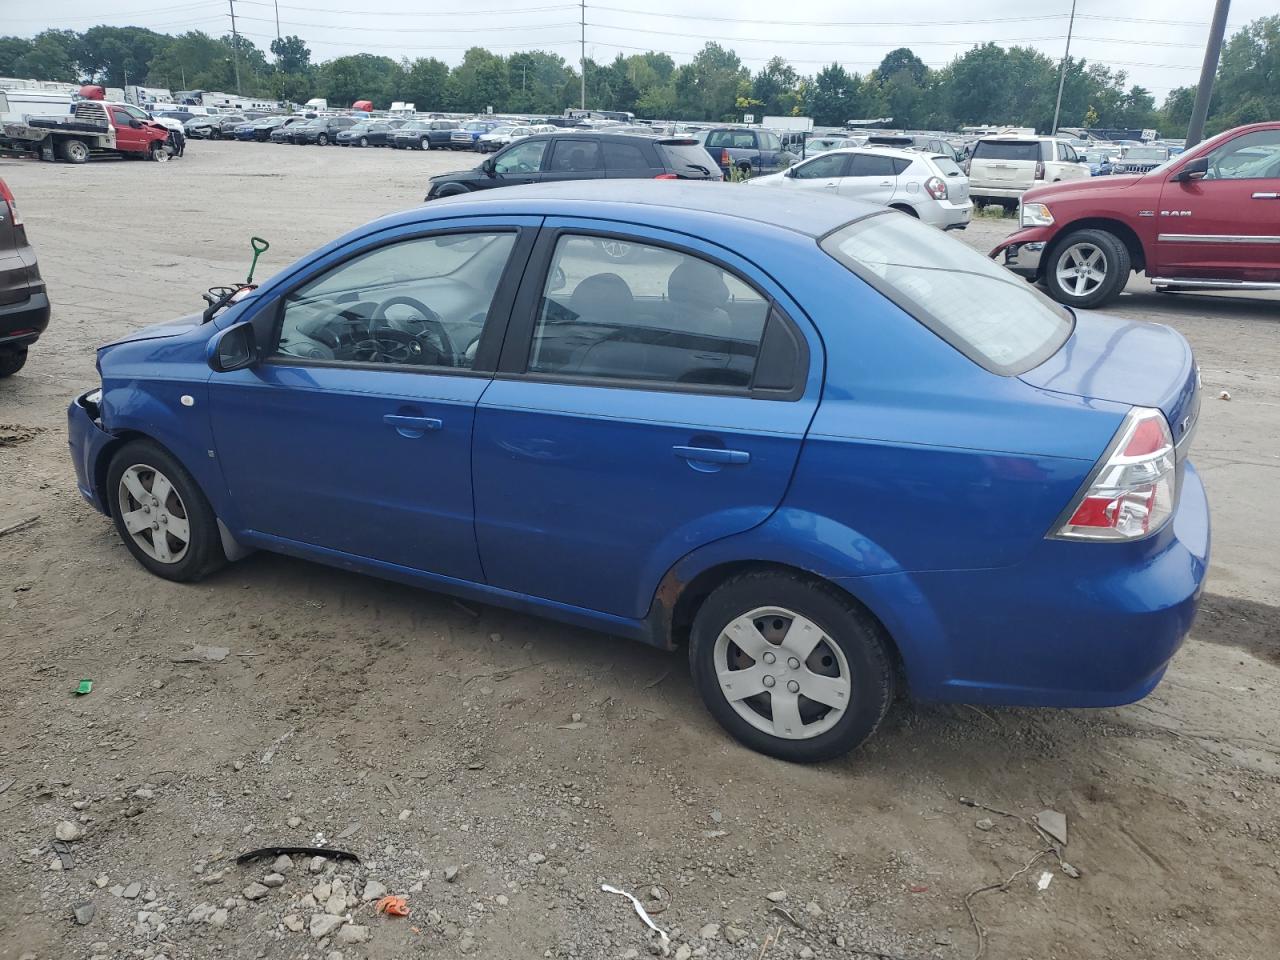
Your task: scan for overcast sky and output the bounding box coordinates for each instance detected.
[10,0,1272,100]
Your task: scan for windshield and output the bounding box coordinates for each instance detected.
[973,140,1039,162]
[401,121,429,131]
[821,213,1073,375]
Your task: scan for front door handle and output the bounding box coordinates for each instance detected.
[673,445,750,465]
[1252,192,1279,199]
[383,414,442,438]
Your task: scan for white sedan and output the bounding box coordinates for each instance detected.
[747,146,973,230]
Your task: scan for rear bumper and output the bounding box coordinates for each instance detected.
[970,186,1027,201]
[67,390,116,515]
[0,290,50,348]
[916,198,972,230]
[844,461,1211,707]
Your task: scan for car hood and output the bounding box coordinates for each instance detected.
[101,313,204,348]
[429,168,483,182]
[1023,174,1145,203]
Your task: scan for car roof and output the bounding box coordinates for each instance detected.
[824,145,920,160]
[411,180,881,239]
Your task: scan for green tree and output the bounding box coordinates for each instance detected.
[271,35,310,75]
[445,47,508,113]
[673,43,748,121]
[751,56,801,117]
[402,56,449,111]
[876,47,928,87]
[319,53,402,108]
[1159,87,1195,132]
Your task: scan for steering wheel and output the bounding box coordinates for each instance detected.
[346,328,445,366]
[371,295,456,364]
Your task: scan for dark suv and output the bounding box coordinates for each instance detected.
[293,116,355,145]
[0,178,49,378]
[424,133,721,199]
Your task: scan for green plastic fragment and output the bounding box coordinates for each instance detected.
[76,680,92,695]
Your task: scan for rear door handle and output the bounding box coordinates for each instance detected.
[383,414,442,437]
[1253,192,1279,199]
[673,445,750,465]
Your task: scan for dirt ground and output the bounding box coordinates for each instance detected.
[1,142,1278,960]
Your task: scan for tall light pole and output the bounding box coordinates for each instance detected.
[1186,0,1231,148]
[579,0,586,110]
[228,0,242,94]
[1051,0,1078,135]
[274,0,281,41]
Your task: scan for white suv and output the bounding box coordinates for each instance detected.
[966,137,1090,210]
[746,146,973,230]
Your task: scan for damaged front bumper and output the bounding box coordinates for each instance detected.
[67,389,115,515]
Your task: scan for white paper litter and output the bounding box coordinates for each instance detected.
[601,884,669,946]
[1037,871,1053,891]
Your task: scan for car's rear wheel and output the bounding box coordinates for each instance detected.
[60,138,90,163]
[107,440,225,582]
[359,136,368,147]
[689,571,894,763]
[317,133,329,145]
[1044,228,1131,309]
[0,347,29,378]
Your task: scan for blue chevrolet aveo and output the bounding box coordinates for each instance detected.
[67,182,1209,762]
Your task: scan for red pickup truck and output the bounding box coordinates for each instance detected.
[1,100,171,163]
[992,122,1280,308]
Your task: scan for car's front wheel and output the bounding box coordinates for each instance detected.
[317,133,329,145]
[689,571,894,763]
[1044,228,1131,308]
[107,440,226,582]
[359,136,368,147]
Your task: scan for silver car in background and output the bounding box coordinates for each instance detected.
[745,146,973,230]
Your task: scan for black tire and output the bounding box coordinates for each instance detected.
[210,128,221,140]
[1043,227,1131,309]
[0,347,28,378]
[688,571,894,763]
[60,138,90,163]
[317,133,329,145]
[359,136,368,147]
[106,440,226,583]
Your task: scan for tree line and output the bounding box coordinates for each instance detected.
[2,16,1276,135]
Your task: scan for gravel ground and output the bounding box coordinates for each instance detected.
[1,142,1278,960]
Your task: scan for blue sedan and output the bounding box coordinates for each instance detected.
[66,182,1209,762]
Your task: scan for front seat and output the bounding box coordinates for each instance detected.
[667,259,731,336]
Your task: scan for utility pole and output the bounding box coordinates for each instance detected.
[229,0,242,94]
[579,0,586,110]
[1050,0,1078,136]
[274,0,281,41]
[1186,0,1231,148]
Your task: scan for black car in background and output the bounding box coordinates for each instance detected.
[270,118,309,143]
[393,119,460,150]
[424,132,720,200]
[293,116,356,145]
[185,114,245,139]
[0,178,49,378]
[336,120,402,147]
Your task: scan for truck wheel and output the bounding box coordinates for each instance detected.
[60,138,90,163]
[0,347,29,378]
[149,143,170,162]
[1044,228,1131,309]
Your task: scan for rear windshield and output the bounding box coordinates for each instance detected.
[973,140,1040,162]
[705,130,756,149]
[656,141,718,176]
[933,157,964,177]
[821,213,1073,375]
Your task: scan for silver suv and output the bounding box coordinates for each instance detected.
[966,136,1090,210]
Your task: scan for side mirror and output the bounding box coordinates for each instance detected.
[129,119,143,129]
[208,321,257,373]
[481,157,496,176]
[1173,156,1208,182]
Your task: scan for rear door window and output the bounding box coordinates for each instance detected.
[602,140,651,172]
[548,139,604,173]
[973,140,1040,162]
[790,153,849,179]
[527,235,801,394]
[848,154,897,177]
[822,213,1073,375]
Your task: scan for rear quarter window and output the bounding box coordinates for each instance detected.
[821,213,1073,376]
[973,140,1040,162]
[655,141,718,176]
[933,157,964,177]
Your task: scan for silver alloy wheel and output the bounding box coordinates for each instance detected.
[600,239,632,260]
[117,464,190,563]
[1055,242,1108,297]
[66,140,89,162]
[713,606,852,740]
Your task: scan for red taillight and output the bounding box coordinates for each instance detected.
[653,173,679,180]
[1052,407,1176,541]
[720,148,730,166]
[1034,161,1045,180]
[924,175,947,200]
[0,179,18,226]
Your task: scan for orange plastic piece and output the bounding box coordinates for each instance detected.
[375,895,410,917]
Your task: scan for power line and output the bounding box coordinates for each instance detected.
[234,13,578,32]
